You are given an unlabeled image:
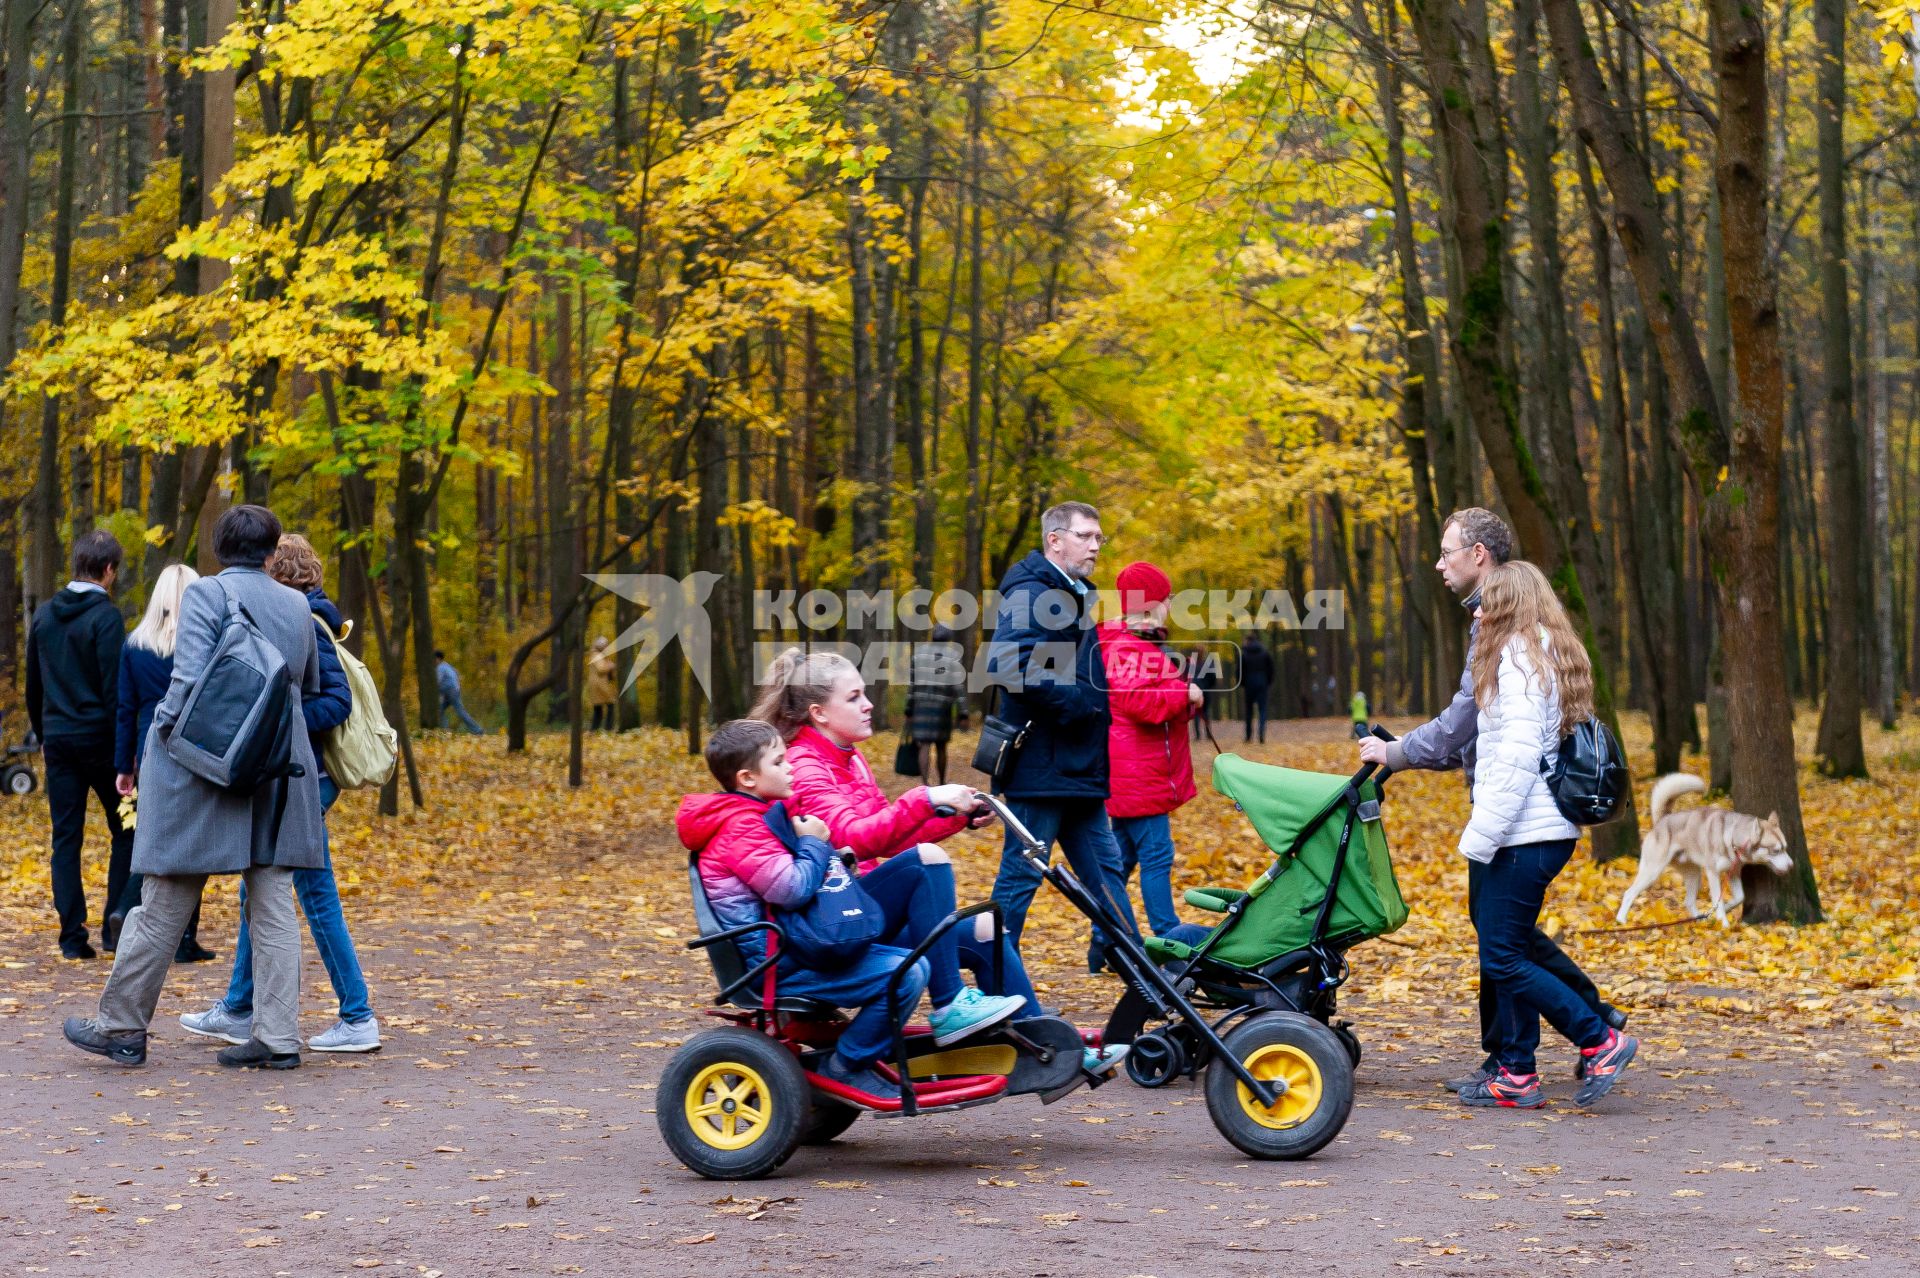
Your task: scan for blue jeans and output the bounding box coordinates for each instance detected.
[861,849,964,1008]
[226,778,374,1025]
[1468,857,1605,1069]
[1111,813,1181,937]
[990,798,1139,951]
[440,691,483,733]
[1476,839,1607,1073]
[778,944,929,1065]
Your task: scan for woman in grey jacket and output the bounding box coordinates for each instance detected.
[63,505,327,1070]
[1456,561,1638,1111]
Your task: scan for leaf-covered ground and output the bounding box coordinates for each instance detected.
[2,712,1919,1275]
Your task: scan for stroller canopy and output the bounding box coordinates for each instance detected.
[1204,754,1408,966]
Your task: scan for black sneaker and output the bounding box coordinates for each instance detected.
[1573,1029,1637,1106]
[1601,1004,1629,1032]
[62,1016,146,1066]
[1444,1063,1496,1093]
[816,1052,899,1103]
[60,939,97,961]
[217,1039,301,1070]
[1458,1067,1545,1109]
[173,938,218,964]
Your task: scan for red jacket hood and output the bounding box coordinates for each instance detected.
[675,791,771,853]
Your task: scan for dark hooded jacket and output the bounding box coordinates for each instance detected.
[27,586,125,743]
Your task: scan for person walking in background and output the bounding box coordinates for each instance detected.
[1239,630,1274,744]
[112,563,215,964]
[909,624,963,785]
[28,530,134,959]
[435,650,483,733]
[1191,647,1217,741]
[1450,561,1638,1109]
[1098,561,1202,938]
[984,501,1140,971]
[180,533,379,1055]
[1350,686,1370,733]
[1357,507,1624,1094]
[63,506,329,1070]
[587,637,619,731]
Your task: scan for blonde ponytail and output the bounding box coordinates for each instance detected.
[750,646,860,738]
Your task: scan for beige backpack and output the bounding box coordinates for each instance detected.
[320,619,398,790]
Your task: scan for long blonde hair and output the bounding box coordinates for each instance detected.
[128,563,200,657]
[750,646,859,739]
[1471,561,1593,735]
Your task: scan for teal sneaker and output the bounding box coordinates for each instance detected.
[1083,1044,1129,1076]
[928,988,1025,1046]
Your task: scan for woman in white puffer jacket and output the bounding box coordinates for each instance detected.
[1456,562,1638,1111]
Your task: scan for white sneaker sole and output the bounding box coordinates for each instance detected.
[307,1039,381,1053]
[179,1020,249,1046]
[930,998,1022,1047]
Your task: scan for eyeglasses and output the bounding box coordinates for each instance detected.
[1060,529,1106,547]
[1436,544,1471,564]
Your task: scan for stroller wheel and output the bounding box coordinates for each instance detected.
[658,1028,808,1179]
[1332,1022,1362,1068]
[1205,1012,1353,1160]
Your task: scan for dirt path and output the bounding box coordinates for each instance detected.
[5,720,1920,1276]
[6,891,1919,1277]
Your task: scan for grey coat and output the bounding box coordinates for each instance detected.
[129,567,328,876]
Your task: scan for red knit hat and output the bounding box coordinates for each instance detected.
[1116,560,1173,612]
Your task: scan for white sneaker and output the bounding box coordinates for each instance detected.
[179,1002,252,1046]
[308,1017,381,1053]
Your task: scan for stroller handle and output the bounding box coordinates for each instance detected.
[974,792,1051,869]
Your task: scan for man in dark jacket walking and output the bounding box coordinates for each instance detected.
[27,531,132,959]
[1240,632,1275,743]
[985,502,1139,968]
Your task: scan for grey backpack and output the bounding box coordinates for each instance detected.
[165,579,303,794]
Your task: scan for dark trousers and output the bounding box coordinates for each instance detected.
[1472,841,1609,1073]
[1243,684,1270,743]
[45,736,133,948]
[1467,855,1605,1066]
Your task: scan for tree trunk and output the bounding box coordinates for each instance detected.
[30,0,88,608]
[1403,0,1562,580]
[1706,0,1821,921]
[0,0,36,518]
[1544,0,1818,920]
[1867,191,1897,728]
[959,0,990,710]
[1355,0,1453,707]
[1810,0,1867,775]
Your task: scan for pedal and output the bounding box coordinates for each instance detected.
[1000,1023,1056,1066]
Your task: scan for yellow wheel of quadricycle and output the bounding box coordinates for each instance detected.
[658,1028,809,1179]
[1204,1012,1354,1160]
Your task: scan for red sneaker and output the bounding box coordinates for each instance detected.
[1573,1029,1638,1106]
[1458,1067,1545,1109]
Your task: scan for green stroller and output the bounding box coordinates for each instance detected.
[1105,737,1408,1088]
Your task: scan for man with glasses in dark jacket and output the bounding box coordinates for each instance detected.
[985,501,1141,973]
[27,531,132,959]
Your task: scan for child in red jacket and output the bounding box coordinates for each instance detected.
[1098,561,1202,937]
[755,648,1128,1079]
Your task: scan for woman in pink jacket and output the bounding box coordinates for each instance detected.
[757,647,1131,1080]
[1098,562,1203,937]
[754,648,1040,1039]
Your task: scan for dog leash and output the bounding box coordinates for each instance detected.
[1564,911,1714,938]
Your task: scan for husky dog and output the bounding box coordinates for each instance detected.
[1614,774,1794,927]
